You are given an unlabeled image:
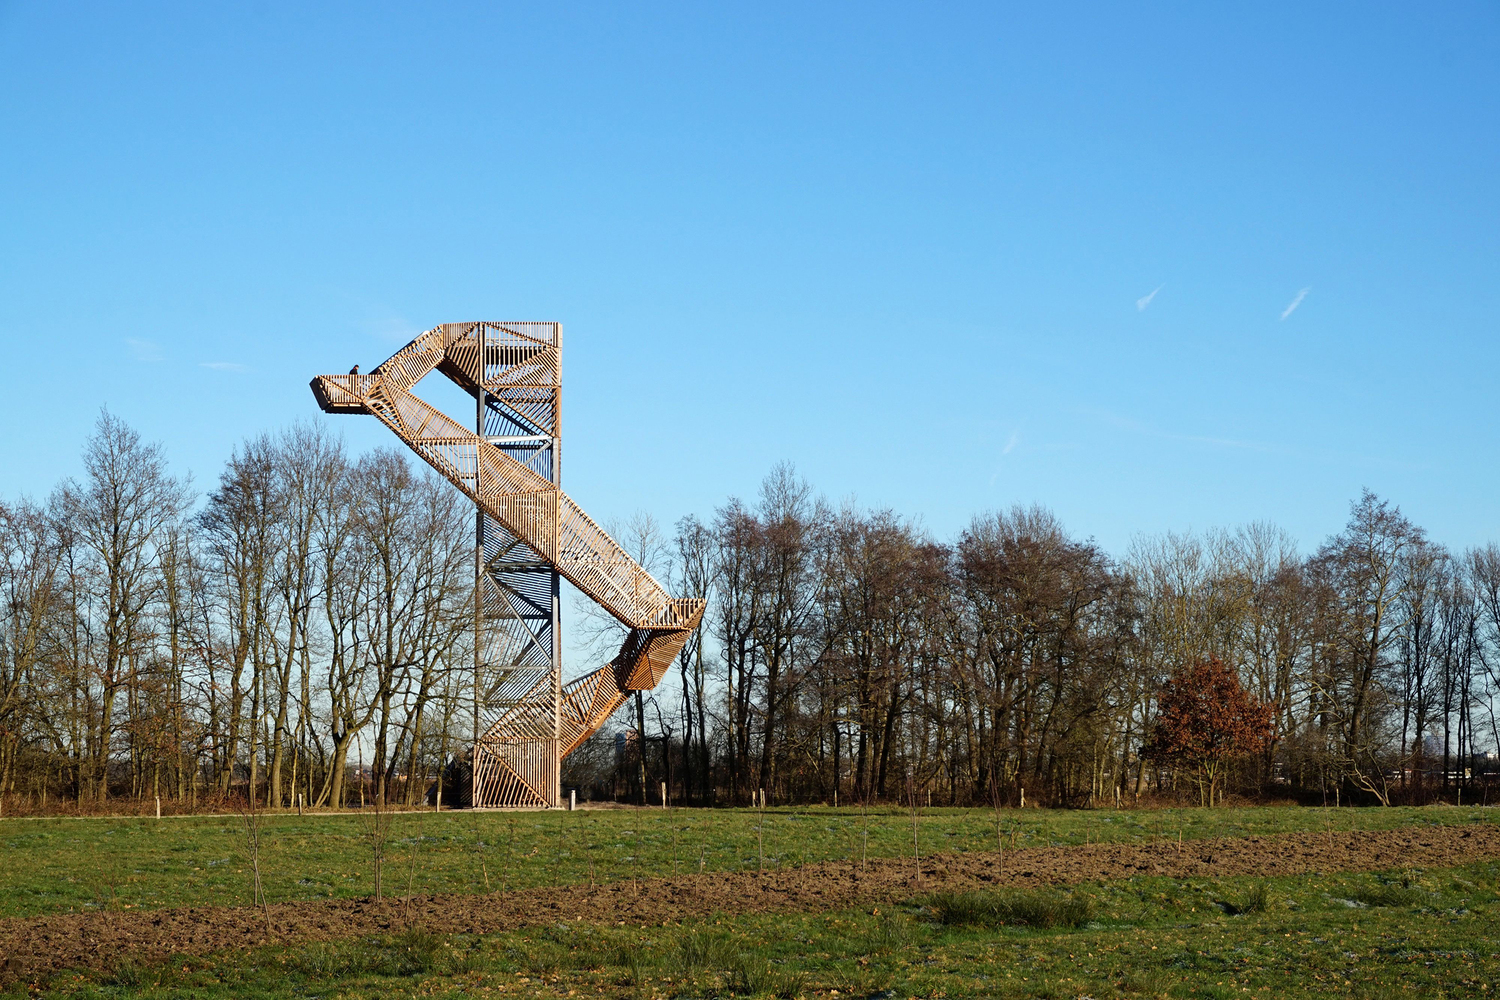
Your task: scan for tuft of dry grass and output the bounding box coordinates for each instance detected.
[926,888,1094,929]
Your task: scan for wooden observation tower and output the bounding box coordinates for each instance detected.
[311,322,704,807]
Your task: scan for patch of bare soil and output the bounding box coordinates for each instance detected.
[2,824,1497,984]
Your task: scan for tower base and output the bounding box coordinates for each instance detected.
[473,738,560,808]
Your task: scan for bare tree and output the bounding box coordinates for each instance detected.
[0,500,62,800]
[712,498,762,805]
[313,446,368,808]
[263,424,340,807]
[749,464,821,797]
[1470,545,1500,769]
[673,514,714,803]
[1310,490,1424,803]
[57,410,190,802]
[199,436,282,802]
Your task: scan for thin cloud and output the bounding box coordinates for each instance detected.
[1079,404,1437,472]
[1136,284,1164,311]
[1087,407,1284,455]
[200,362,248,372]
[1280,287,1311,320]
[126,338,164,362]
[989,430,1022,485]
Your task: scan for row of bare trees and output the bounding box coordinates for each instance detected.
[606,467,1500,808]
[3,417,1499,812]
[0,412,473,811]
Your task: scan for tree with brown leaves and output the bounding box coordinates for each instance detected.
[1142,658,1272,806]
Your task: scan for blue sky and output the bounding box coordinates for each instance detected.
[2,2,1497,556]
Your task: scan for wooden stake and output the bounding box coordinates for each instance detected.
[757,792,765,873]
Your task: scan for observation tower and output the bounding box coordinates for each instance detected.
[312,322,704,806]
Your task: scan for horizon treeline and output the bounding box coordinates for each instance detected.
[1,412,1499,813]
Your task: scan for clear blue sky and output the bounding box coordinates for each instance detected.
[2,3,1497,556]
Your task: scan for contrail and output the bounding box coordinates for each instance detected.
[1136,284,1163,311]
[1280,287,1311,320]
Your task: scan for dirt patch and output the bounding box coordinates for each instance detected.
[2,823,1496,984]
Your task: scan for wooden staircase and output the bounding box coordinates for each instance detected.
[313,322,703,806]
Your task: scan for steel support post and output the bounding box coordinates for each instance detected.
[551,325,564,808]
[474,322,487,803]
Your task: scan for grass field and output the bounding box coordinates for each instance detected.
[5,805,1498,998]
[13,857,1500,998]
[0,804,1491,920]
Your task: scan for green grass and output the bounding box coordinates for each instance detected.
[0,804,1489,919]
[927,887,1096,928]
[13,858,1500,999]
